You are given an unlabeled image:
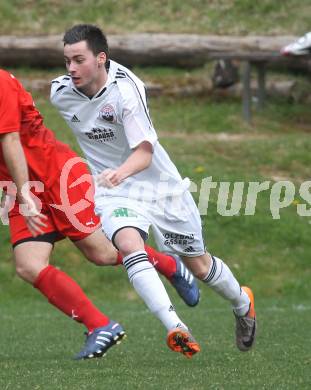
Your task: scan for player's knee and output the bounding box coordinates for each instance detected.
[15,262,40,284]
[117,238,142,257]
[113,228,144,256]
[192,268,210,280]
[183,253,212,280]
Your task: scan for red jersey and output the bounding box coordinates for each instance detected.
[0,69,73,189]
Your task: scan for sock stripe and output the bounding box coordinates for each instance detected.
[123,253,147,262]
[123,253,148,269]
[212,259,223,283]
[123,256,146,268]
[203,256,217,283]
[124,259,149,270]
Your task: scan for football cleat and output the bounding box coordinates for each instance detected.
[167,326,201,358]
[235,286,257,352]
[281,32,311,56]
[74,320,126,360]
[170,255,200,307]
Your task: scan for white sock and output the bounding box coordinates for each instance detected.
[203,255,250,316]
[123,251,187,330]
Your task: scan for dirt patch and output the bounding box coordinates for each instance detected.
[260,168,306,183]
[158,131,272,142]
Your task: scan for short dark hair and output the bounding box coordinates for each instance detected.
[63,24,109,58]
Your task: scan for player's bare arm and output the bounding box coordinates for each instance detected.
[96,141,153,188]
[0,131,47,235]
[0,190,12,225]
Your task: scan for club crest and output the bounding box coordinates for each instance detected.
[99,104,116,123]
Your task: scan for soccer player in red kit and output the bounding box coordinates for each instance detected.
[0,69,200,359]
[0,69,128,359]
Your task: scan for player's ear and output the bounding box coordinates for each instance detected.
[97,52,106,68]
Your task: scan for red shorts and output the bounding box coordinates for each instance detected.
[9,153,100,246]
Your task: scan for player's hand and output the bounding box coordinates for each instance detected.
[20,193,48,237]
[96,169,124,188]
[0,193,10,225]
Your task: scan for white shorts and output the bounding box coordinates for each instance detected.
[95,191,206,257]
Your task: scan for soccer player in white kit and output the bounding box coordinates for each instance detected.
[51,24,257,354]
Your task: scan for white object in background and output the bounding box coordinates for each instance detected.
[281,32,311,56]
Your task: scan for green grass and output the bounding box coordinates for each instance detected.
[0,293,310,389]
[0,0,310,35]
[0,68,311,388]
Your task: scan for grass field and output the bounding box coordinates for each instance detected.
[0,0,310,35]
[0,73,310,388]
[0,292,310,389]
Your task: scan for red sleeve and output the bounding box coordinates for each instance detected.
[0,72,21,134]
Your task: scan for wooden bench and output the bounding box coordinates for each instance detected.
[1,34,310,122]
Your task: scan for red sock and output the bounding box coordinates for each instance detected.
[116,246,177,279]
[144,245,177,279]
[116,252,123,265]
[34,265,109,333]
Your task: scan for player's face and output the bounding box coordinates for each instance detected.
[64,40,107,96]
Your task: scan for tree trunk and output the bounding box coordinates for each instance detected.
[0,34,310,72]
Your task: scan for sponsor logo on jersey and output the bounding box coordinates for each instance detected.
[85,127,116,143]
[98,104,116,123]
[112,208,138,218]
[71,114,80,122]
[163,233,195,246]
[184,246,195,253]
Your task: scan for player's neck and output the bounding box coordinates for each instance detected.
[80,68,108,98]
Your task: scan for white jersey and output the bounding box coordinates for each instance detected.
[50,60,190,202]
